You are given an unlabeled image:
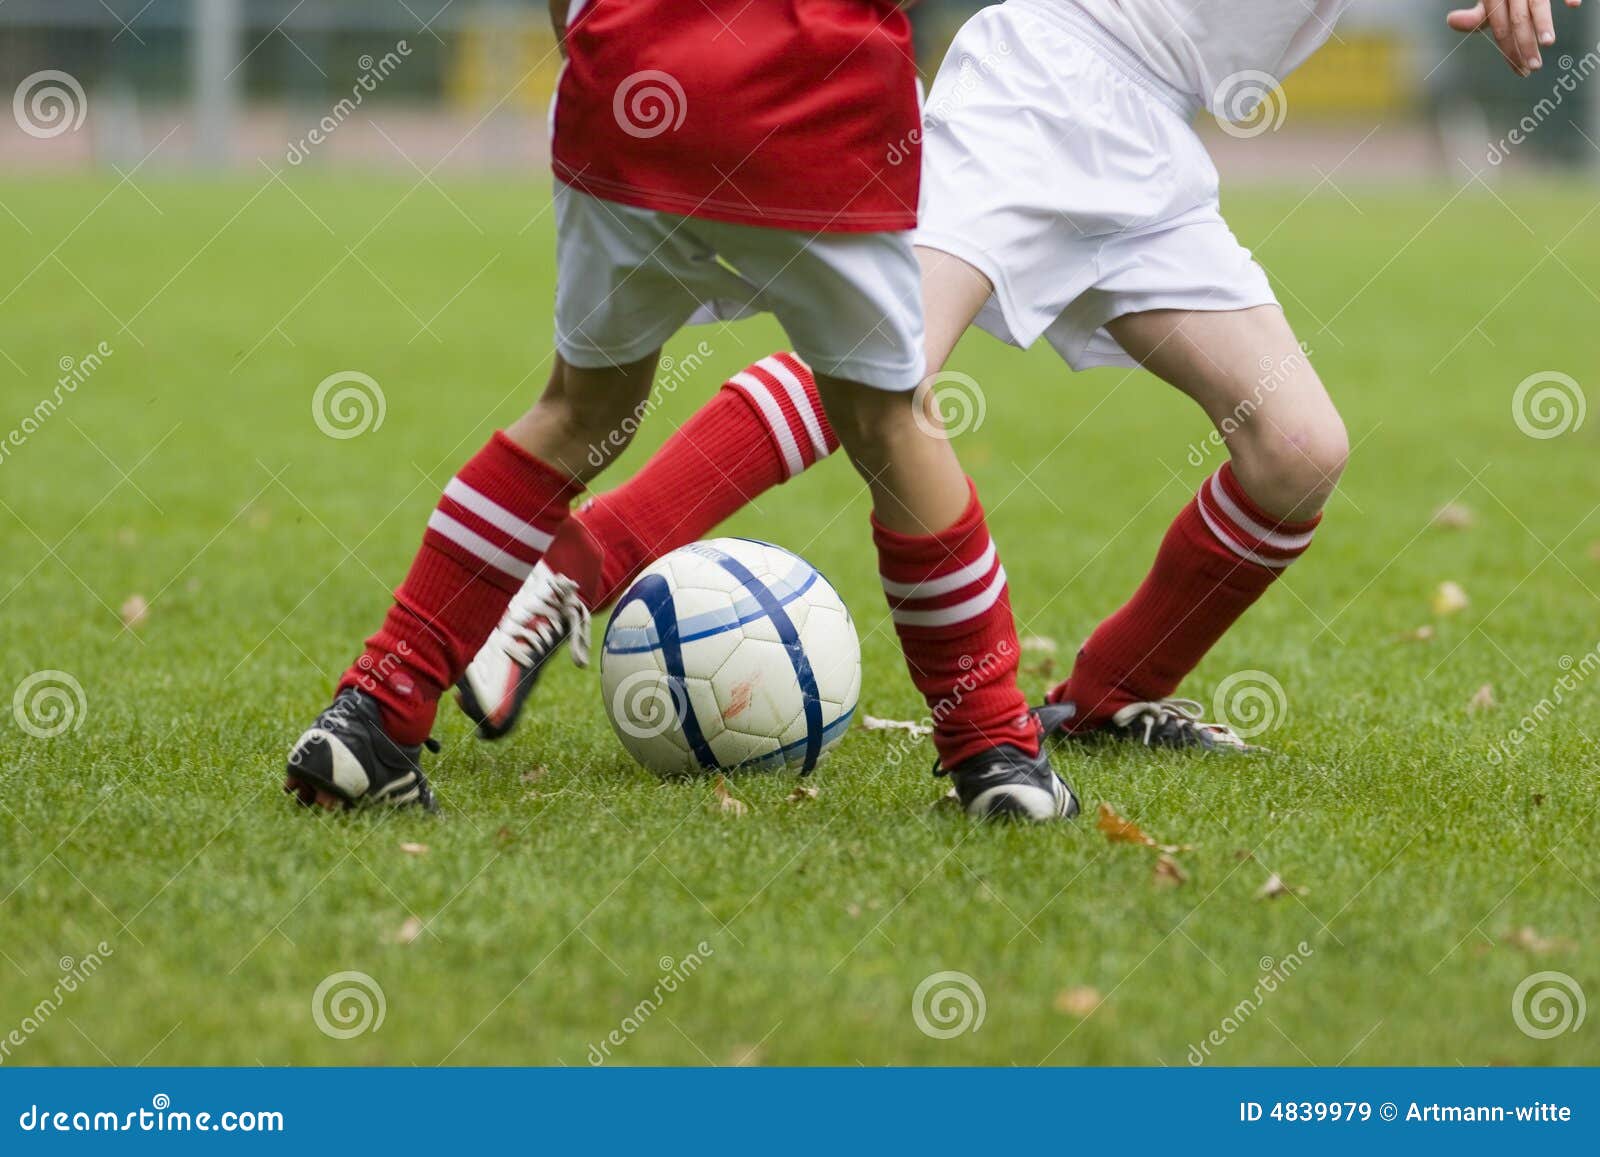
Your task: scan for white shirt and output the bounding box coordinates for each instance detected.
[1068,0,1352,116]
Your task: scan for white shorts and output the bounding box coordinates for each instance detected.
[915,0,1277,372]
[553,185,926,391]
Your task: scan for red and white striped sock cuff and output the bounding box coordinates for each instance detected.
[874,481,1008,631]
[423,432,580,588]
[725,352,837,479]
[1195,462,1321,570]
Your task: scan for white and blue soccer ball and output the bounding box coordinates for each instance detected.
[600,539,860,777]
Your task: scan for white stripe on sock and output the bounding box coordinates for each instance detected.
[1206,474,1315,553]
[443,478,554,552]
[426,510,535,581]
[890,565,1008,628]
[880,539,998,600]
[729,372,804,478]
[1196,500,1292,570]
[760,356,830,462]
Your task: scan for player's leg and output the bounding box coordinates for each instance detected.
[769,236,1073,820]
[282,186,703,810]
[1045,305,1348,748]
[458,351,840,738]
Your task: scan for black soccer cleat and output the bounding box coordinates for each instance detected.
[938,712,1081,822]
[456,561,591,740]
[284,688,438,811]
[1038,696,1264,754]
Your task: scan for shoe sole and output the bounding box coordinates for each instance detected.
[966,781,1080,822]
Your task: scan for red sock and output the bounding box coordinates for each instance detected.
[1050,462,1321,729]
[874,480,1037,767]
[559,352,836,608]
[341,432,582,743]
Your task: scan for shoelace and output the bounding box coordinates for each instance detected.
[495,570,592,669]
[1108,698,1249,749]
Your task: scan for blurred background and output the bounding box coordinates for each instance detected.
[1,0,1597,181]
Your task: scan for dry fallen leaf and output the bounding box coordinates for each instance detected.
[1431,580,1470,616]
[1021,636,1059,654]
[1153,854,1188,888]
[1431,503,1476,530]
[845,902,862,918]
[713,775,748,817]
[392,916,424,945]
[1532,793,1546,807]
[1022,658,1057,679]
[399,841,429,856]
[786,785,819,803]
[1588,541,1600,563]
[1053,986,1102,1017]
[1394,625,1436,644]
[115,527,137,547]
[1096,803,1192,854]
[521,766,548,784]
[1503,926,1576,955]
[120,594,149,629]
[860,714,933,738]
[1255,872,1306,901]
[1467,684,1497,714]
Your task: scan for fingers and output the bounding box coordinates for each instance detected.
[1506,0,1542,70]
[1531,0,1557,45]
[1446,2,1489,31]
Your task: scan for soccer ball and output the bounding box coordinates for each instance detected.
[600,538,860,776]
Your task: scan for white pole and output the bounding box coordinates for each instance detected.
[193,0,241,167]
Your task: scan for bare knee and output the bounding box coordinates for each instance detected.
[1229,408,1349,522]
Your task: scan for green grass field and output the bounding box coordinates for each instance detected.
[2,175,1597,1066]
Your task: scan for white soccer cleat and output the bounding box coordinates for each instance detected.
[456,561,591,740]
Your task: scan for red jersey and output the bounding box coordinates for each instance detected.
[552,0,921,233]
